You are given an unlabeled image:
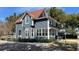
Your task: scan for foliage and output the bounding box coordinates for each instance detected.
[49,7,79,29]
[65,14,79,28]
[15,38,53,43]
[66,27,76,34]
[53,40,77,51]
[5,13,21,34]
[49,7,66,23]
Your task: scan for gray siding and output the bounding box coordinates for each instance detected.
[16,18,48,39]
[23,15,32,28]
[16,15,33,38]
[22,15,33,38]
[35,19,48,28]
[16,24,22,38]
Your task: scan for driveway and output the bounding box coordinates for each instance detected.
[0,40,62,51]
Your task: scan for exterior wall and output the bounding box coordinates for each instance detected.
[21,15,33,38]
[49,19,61,29]
[23,15,32,28]
[34,19,48,39]
[49,19,59,39]
[16,15,33,38]
[35,19,48,28]
[16,24,22,38]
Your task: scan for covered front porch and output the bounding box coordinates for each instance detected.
[20,27,59,39]
[48,28,59,39]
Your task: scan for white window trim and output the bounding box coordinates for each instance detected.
[31,28,34,37]
[35,28,48,37]
[25,28,29,38]
[37,29,41,36]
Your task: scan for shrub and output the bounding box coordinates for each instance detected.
[16,38,53,43]
[66,34,77,39]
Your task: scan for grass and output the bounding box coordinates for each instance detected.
[2,38,78,51]
[53,39,78,51]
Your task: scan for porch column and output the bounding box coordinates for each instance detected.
[47,20,50,39]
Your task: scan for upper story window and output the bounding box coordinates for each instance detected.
[25,15,29,24]
[49,20,53,26]
[49,20,56,27]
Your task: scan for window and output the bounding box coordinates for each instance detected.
[25,29,29,37]
[36,29,47,36]
[42,29,44,36]
[50,30,52,36]
[53,21,56,27]
[42,29,47,36]
[45,29,47,36]
[39,29,41,36]
[50,30,55,36]
[49,20,53,26]
[25,16,29,24]
[50,20,52,25]
[37,29,41,36]
[19,30,21,35]
[37,29,38,36]
[26,31,27,36]
[32,29,33,36]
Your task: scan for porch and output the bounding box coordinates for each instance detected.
[22,28,59,39]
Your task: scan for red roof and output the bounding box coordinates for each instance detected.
[15,9,44,24]
[29,9,44,19]
[15,17,22,24]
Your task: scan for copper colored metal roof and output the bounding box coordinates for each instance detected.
[15,9,44,24]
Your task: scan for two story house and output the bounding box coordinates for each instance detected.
[15,9,61,39]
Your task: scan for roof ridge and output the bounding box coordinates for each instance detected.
[16,9,44,24]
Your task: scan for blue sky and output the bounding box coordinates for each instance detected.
[61,7,79,14]
[0,7,79,22]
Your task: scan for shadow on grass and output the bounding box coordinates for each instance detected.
[53,40,77,51]
[0,43,42,51]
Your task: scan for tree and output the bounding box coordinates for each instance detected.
[49,7,79,29]
[5,13,19,34]
[65,14,79,28]
[49,7,66,24]
[67,27,76,35]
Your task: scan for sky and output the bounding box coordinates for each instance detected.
[0,7,79,22]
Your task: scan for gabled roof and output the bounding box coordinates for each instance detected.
[15,9,44,24]
[29,9,44,19]
[15,13,26,24]
[15,17,22,24]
